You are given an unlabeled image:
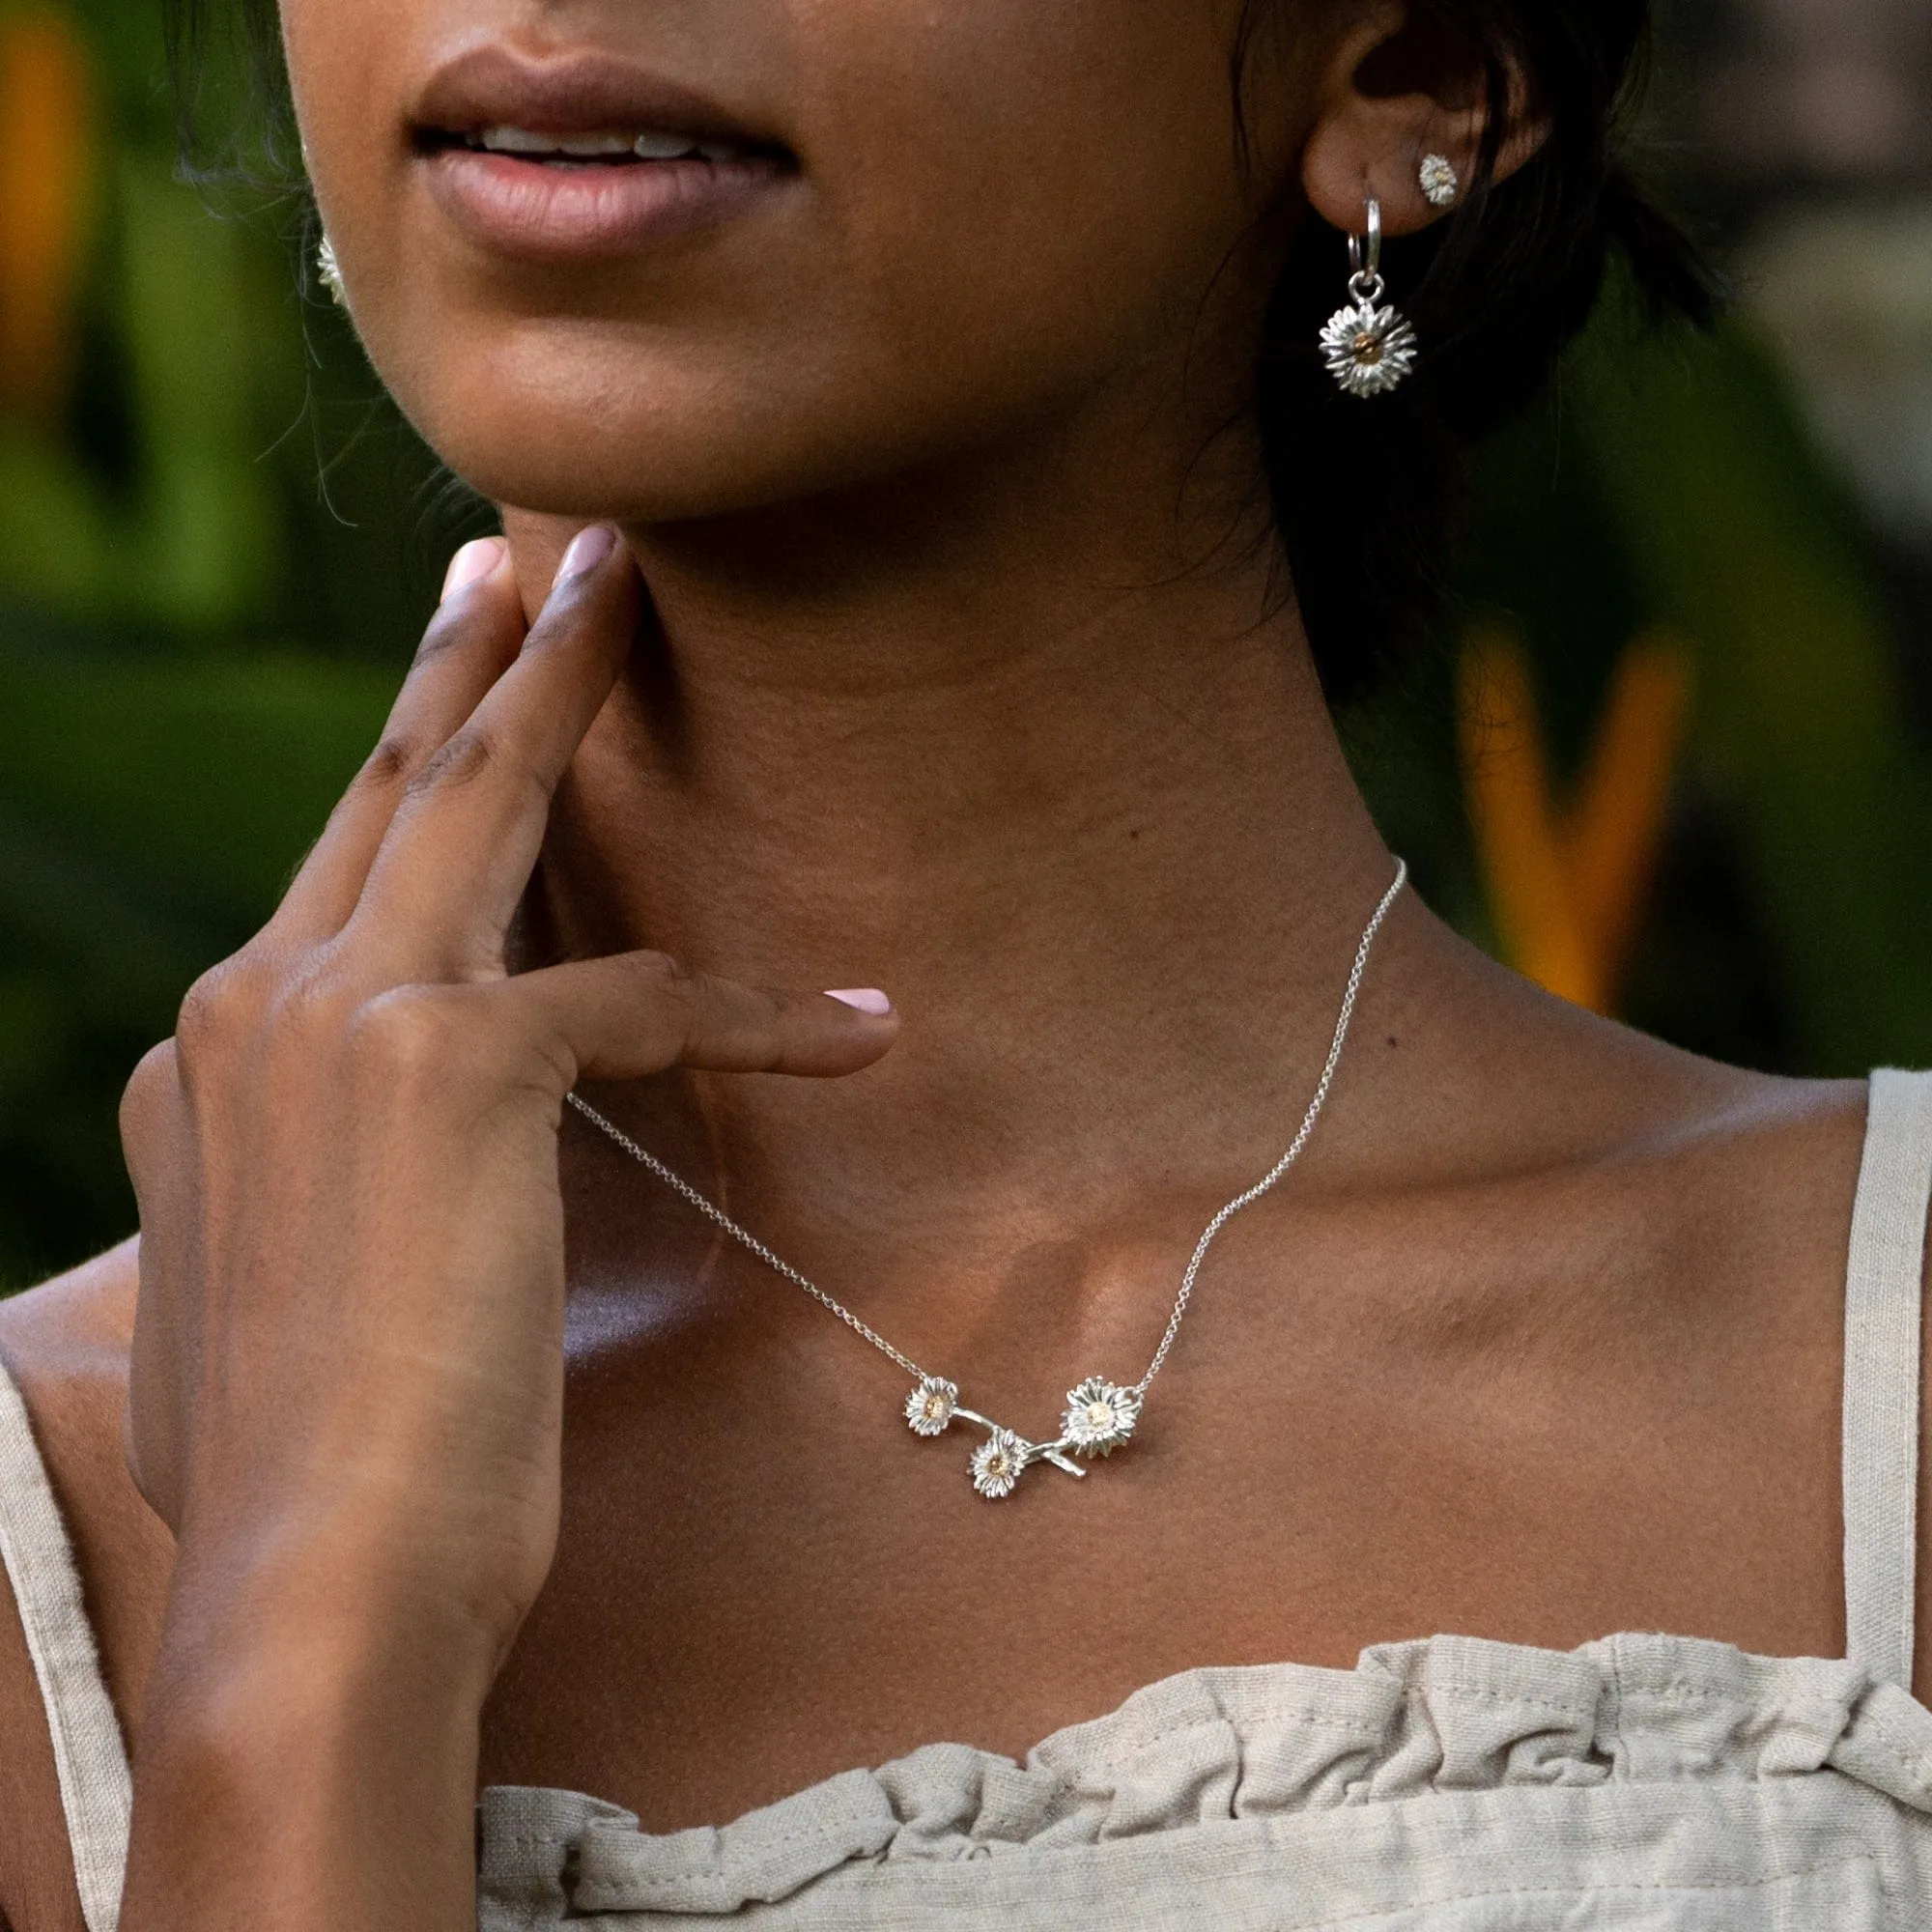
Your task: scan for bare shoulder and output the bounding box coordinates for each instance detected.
[1690,1060,1932,1707]
[1,1236,141,1418]
[0,1240,168,1932]
[1372,918,1932,1672]
[1362,906,1876,1274]
[0,1239,161,1639]
[1481,940,1877,1351]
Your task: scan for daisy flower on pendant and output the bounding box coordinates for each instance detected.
[971,1429,1030,1500]
[904,1376,959,1437]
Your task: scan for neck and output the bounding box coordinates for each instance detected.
[501,418,1396,1298]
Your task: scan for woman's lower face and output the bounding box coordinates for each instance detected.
[281,0,1306,532]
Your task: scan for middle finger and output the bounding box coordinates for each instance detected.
[347,526,641,977]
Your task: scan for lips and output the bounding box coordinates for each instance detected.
[411,44,795,259]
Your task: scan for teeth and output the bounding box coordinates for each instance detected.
[634,130,700,159]
[479,127,557,154]
[553,130,644,156]
[477,126,642,156]
[470,126,742,163]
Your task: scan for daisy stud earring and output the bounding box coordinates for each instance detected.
[1418,153,1460,208]
[1319,195,1418,400]
[316,232,349,308]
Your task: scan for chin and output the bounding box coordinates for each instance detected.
[426,414,760,524]
[384,327,1059,526]
[427,409,937,526]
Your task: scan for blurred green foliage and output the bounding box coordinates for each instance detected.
[0,0,478,1284]
[0,640,397,1275]
[1353,291,1932,1077]
[1,0,1929,1289]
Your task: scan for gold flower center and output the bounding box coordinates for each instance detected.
[1086,1403,1113,1427]
[1352,331,1382,362]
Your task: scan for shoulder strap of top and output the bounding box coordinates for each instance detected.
[0,1350,131,1932]
[1842,1068,1932,1691]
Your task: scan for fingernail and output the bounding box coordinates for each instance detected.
[553,525,618,589]
[825,988,893,1016]
[440,536,504,604]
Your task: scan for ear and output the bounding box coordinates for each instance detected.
[1300,2,1548,242]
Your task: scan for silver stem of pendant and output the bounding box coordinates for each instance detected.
[952,1406,1087,1478]
[567,856,1407,1421]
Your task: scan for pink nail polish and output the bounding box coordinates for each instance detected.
[825,988,893,1016]
[440,537,504,604]
[553,525,618,589]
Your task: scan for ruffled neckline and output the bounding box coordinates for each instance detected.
[479,1630,1932,1918]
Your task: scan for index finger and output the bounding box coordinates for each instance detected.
[347,526,641,976]
[267,539,526,948]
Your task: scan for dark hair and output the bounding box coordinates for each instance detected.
[165,0,297,182]
[166,0,1713,704]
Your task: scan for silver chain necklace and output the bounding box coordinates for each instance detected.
[568,860,1406,1500]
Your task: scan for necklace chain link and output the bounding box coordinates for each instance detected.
[568,858,1406,1492]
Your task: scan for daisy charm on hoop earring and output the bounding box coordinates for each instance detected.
[1319,196,1417,399]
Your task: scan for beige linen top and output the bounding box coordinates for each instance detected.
[5,1070,1932,1930]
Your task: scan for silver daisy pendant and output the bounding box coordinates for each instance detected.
[1320,298,1418,398]
[901,1372,1139,1499]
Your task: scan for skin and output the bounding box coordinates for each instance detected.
[0,0,1922,1926]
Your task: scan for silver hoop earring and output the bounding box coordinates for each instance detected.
[1319,197,1417,400]
[316,232,349,308]
[1418,153,1460,208]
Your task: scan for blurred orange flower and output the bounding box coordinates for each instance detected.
[1460,624,1693,1014]
[0,11,95,419]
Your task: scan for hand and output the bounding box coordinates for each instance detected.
[118,524,896,1738]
